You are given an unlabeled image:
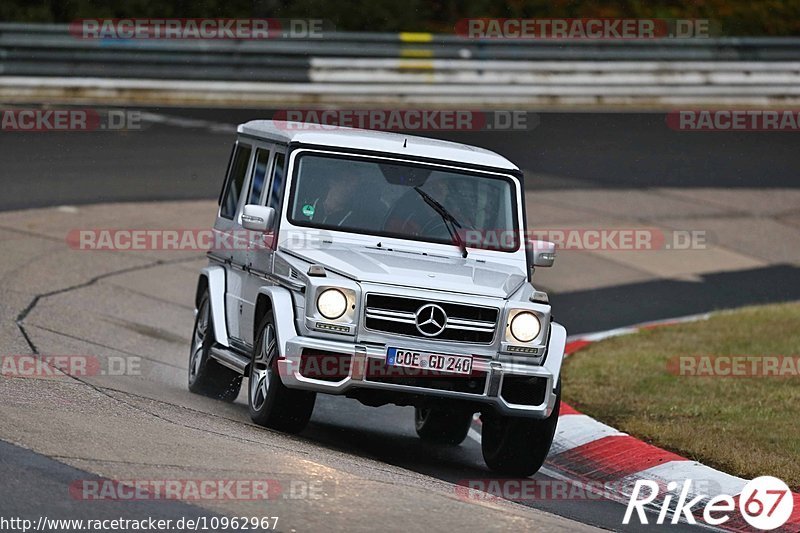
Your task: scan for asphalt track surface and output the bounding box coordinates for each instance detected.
[2,108,798,532]
[0,440,222,523]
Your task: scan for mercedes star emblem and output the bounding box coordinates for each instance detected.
[415,303,448,337]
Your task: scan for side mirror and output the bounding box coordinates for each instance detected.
[529,239,556,268]
[241,204,276,232]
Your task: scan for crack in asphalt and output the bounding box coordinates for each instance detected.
[7,256,312,453]
[7,254,343,459]
[14,259,177,353]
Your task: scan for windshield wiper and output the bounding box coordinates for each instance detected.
[413,186,469,258]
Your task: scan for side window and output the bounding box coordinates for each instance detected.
[268,153,286,212]
[248,148,271,205]
[220,143,252,219]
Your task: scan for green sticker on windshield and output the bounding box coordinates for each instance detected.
[302,204,315,217]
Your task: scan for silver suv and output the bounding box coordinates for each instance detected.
[189,121,566,476]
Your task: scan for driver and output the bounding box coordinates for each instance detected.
[316,176,361,227]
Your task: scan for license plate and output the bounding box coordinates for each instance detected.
[386,347,473,375]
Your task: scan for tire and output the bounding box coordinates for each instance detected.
[481,380,561,476]
[414,407,473,445]
[248,311,316,433]
[188,293,242,402]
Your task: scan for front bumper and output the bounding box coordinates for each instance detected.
[277,322,567,419]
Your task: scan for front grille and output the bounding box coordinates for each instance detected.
[364,294,498,344]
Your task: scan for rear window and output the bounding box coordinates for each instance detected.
[220,143,252,219]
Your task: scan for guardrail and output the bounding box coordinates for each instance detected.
[1,22,799,108]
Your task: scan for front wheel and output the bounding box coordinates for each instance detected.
[248,311,316,433]
[481,381,561,476]
[414,407,473,445]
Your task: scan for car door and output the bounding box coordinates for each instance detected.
[241,144,288,347]
[214,140,254,347]
[237,144,272,347]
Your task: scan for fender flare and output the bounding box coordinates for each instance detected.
[256,286,298,358]
[198,266,229,348]
[543,321,567,388]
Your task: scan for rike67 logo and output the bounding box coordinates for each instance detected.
[624,476,795,530]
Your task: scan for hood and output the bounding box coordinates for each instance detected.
[284,245,526,299]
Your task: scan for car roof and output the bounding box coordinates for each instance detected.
[237,120,519,171]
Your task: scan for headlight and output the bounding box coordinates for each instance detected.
[510,311,541,343]
[317,288,347,320]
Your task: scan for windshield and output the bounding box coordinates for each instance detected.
[288,152,520,251]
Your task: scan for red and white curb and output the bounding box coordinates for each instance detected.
[468,314,800,532]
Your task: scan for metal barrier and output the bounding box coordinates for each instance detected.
[1,23,799,107]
